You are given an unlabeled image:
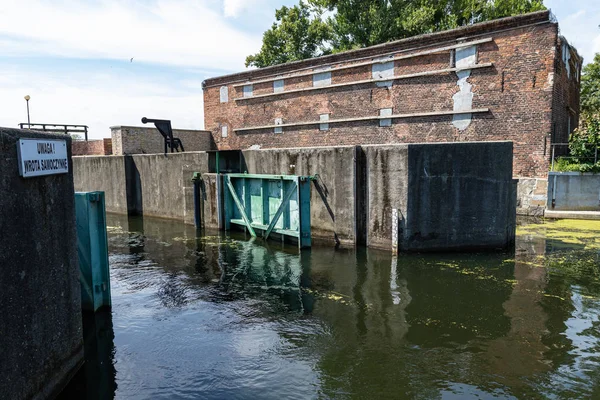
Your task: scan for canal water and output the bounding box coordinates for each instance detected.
[60,215,600,399]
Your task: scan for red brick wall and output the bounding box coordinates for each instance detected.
[551,36,582,158]
[203,11,580,178]
[71,138,112,156]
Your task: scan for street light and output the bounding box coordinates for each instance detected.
[24,95,31,127]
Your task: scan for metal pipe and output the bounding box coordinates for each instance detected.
[551,145,555,172]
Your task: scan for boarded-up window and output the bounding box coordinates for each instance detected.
[274,118,283,134]
[320,114,329,131]
[274,79,284,93]
[219,86,228,103]
[313,69,332,87]
[379,108,392,127]
[372,58,394,87]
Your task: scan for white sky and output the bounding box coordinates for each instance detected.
[0,0,598,139]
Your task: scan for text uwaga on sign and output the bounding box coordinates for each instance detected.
[17,138,69,178]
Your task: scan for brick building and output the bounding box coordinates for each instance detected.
[203,10,581,178]
[71,138,113,156]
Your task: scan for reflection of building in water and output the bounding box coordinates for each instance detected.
[477,257,551,394]
[101,214,592,398]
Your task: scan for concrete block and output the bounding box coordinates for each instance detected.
[547,172,600,211]
[365,141,515,251]
[74,152,210,221]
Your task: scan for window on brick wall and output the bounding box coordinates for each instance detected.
[220,86,228,103]
[274,118,283,134]
[319,114,329,131]
[274,79,284,93]
[243,84,253,97]
[313,68,332,87]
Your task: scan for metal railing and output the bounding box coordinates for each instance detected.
[550,143,599,171]
[19,123,89,141]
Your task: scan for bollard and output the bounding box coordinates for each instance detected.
[192,172,203,229]
[75,191,112,312]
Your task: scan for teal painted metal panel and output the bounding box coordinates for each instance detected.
[223,174,311,248]
[75,191,111,312]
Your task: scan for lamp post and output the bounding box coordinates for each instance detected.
[24,95,31,127]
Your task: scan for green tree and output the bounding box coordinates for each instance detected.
[245,2,332,68]
[570,115,600,164]
[581,53,600,117]
[247,0,546,67]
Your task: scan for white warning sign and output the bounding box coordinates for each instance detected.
[17,138,69,178]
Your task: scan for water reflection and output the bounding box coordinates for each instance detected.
[59,311,117,399]
[61,214,600,399]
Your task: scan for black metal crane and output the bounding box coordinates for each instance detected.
[141,117,185,155]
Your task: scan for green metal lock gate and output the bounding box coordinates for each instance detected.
[223,173,311,248]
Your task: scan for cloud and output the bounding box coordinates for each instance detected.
[224,0,248,17]
[0,64,205,139]
[0,0,262,70]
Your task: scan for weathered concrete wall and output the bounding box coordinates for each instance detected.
[364,145,409,249]
[0,127,83,399]
[73,156,129,214]
[73,152,209,221]
[242,146,357,245]
[73,143,516,251]
[547,172,600,211]
[365,142,516,251]
[111,126,215,155]
[131,152,209,220]
[405,142,516,251]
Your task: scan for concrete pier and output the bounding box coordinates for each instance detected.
[0,127,83,399]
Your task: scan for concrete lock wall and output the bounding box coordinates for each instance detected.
[365,142,517,250]
[73,152,209,222]
[73,142,516,251]
[131,152,209,220]
[0,127,83,399]
[547,172,600,211]
[73,155,129,214]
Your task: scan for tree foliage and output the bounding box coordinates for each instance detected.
[555,114,600,173]
[245,2,332,68]
[581,53,600,117]
[246,0,546,67]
